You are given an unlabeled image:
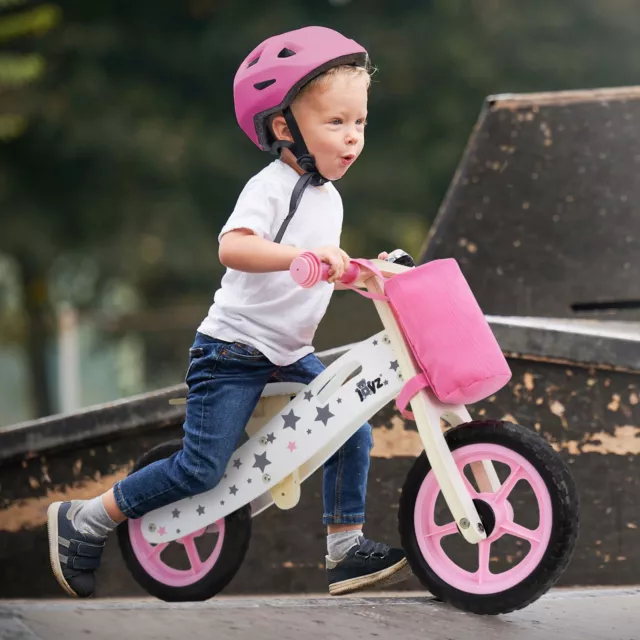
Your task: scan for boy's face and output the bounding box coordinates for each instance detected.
[291,73,368,181]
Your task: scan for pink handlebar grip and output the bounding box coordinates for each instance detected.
[290,252,361,288]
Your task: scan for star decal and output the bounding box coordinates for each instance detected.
[315,404,335,426]
[253,451,272,473]
[390,360,400,372]
[384,379,389,386]
[282,409,301,430]
[223,473,228,479]
[176,529,181,535]
[172,509,180,519]
[336,398,342,404]
[229,485,238,496]
[220,500,225,506]
[233,458,242,469]
[158,526,167,536]
[307,429,312,435]
[247,478,252,484]
[197,505,205,516]
[304,390,314,402]
[373,340,378,346]
[266,432,276,444]
[287,441,297,452]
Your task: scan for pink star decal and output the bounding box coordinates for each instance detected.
[158,526,167,536]
[287,441,297,452]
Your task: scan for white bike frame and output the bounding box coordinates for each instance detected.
[142,260,490,546]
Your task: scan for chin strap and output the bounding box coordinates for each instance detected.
[270,107,329,244]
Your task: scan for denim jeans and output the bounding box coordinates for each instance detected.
[114,332,373,525]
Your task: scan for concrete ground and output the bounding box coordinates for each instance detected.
[1,587,638,640]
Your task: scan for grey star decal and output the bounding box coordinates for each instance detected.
[307,429,312,435]
[384,379,389,386]
[176,529,181,534]
[197,505,205,515]
[253,451,272,473]
[266,432,276,444]
[337,398,342,404]
[229,485,238,496]
[282,409,301,430]
[315,404,335,426]
[373,340,378,346]
[247,478,252,484]
[172,508,180,519]
[220,500,225,506]
[304,390,314,402]
[233,458,242,469]
[390,360,400,372]
[223,473,228,479]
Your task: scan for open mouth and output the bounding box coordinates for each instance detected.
[340,154,356,166]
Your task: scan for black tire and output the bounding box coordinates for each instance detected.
[117,440,252,602]
[399,420,579,615]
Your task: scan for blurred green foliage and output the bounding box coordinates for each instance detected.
[3,0,640,417]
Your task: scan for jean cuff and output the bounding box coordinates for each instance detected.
[322,513,366,525]
[114,480,140,520]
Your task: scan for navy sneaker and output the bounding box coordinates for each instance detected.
[47,501,106,598]
[327,538,412,596]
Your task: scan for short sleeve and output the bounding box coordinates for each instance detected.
[218,177,277,242]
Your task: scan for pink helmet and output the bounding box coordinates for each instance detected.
[234,26,369,150]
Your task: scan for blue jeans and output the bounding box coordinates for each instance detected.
[114,332,373,525]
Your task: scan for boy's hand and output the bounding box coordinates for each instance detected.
[314,245,351,283]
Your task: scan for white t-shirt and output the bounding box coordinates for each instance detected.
[198,159,343,366]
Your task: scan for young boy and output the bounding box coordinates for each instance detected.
[47,25,410,599]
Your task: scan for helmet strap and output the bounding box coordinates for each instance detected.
[268,107,328,187]
[269,107,330,244]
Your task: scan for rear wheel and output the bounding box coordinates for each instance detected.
[117,440,252,601]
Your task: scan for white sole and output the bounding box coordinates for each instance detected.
[329,557,412,596]
[47,502,79,598]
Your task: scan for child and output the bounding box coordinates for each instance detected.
[47,25,410,599]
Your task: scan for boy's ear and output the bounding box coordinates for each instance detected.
[271,115,294,143]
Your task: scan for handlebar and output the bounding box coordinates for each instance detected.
[290,252,360,288]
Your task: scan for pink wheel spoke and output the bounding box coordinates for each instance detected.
[426,521,458,542]
[476,540,492,585]
[501,519,542,544]
[147,542,168,561]
[182,536,204,574]
[494,465,523,502]
[462,474,478,498]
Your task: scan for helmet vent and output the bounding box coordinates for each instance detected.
[247,56,260,68]
[254,79,276,90]
[277,48,297,58]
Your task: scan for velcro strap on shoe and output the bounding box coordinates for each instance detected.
[68,554,102,571]
[371,542,390,558]
[68,539,105,557]
[356,539,376,557]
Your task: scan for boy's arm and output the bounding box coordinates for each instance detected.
[219,229,350,283]
[219,229,302,273]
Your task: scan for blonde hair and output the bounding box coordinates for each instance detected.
[295,63,373,101]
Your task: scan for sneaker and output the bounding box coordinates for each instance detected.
[327,537,412,596]
[47,501,106,598]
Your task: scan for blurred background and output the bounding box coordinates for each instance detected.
[3,0,640,427]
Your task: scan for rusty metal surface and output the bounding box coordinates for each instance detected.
[422,87,640,321]
[1,589,639,640]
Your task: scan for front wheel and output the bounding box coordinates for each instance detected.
[117,440,252,602]
[399,420,579,615]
